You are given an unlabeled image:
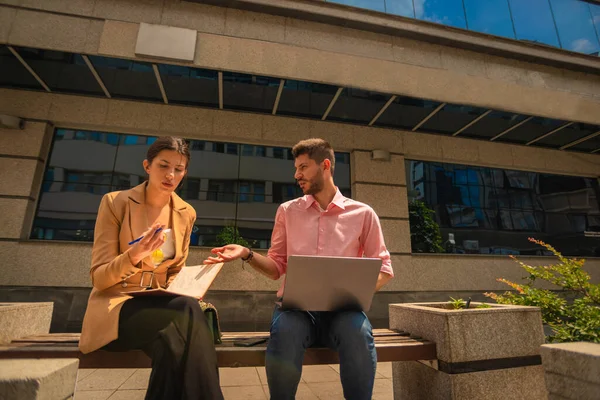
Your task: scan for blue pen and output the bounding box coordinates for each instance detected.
[128,227,163,245]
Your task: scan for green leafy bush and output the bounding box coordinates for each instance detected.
[216,225,252,248]
[408,200,444,253]
[485,238,600,343]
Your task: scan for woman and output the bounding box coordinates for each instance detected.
[80,136,224,400]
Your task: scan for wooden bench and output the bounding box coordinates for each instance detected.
[0,329,436,368]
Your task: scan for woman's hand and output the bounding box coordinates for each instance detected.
[127,223,166,266]
[203,244,249,264]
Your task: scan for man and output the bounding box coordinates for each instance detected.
[204,138,393,400]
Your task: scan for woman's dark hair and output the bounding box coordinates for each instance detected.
[146,136,190,167]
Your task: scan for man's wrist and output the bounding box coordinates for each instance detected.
[241,247,253,262]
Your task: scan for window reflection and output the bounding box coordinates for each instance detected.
[32,129,352,249]
[550,0,600,54]
[329,0,386,13]
[386,0,415,18]
[15,47,104,96]
[506,0,561,47]
[277,80,338,119]
[88,56,163,102]
[591,4,600,54]
[0,46,43,90]
[406,160,600,257]
[415,0,467,29]
[463,0,515,39]
[328,88,390,124]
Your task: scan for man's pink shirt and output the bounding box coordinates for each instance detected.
[267,189,394,298]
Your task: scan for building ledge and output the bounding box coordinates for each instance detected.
[187,0,600,74]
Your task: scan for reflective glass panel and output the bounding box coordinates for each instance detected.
[33,129,352,249]
[88,56,162,102]
[464,0,516,39]
[499,117,566,145]
[461,111,528,140]
[536,123,600,148]
[591,4,600,54]
[551,0,600,54]
[277,80,338,119]
[157,64,218,107]
[222,72,280,113]
[386,0,415,17]
[406,159,600,257]
[375,96,442,130]
[415,0,467,29]
[508,0,561,47]
[329,0,386,12]
[15,47,104,96]
[0,46,44,90]
[328,88,390,124]
[569,133,600,153]
[419,104,488,135]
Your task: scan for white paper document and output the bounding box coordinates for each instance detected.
[124,263,224,299]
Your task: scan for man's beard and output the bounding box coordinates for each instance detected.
[299,168,324,195]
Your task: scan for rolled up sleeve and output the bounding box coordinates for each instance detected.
[361,207,394,277]
[267,205,287,279]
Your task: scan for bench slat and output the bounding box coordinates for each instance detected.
[1,331,435,368]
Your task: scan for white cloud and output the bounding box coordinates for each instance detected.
[571,38,595,53]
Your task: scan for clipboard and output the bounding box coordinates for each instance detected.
[125,263,224,299]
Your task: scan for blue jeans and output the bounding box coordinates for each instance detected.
[265,306,377,400]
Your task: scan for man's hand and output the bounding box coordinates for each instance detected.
[203,244,249,264]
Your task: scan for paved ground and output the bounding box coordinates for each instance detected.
[73,363,394,399]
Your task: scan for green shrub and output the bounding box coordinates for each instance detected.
[485,238,600,343]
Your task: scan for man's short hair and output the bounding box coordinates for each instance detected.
[291,138,336,175]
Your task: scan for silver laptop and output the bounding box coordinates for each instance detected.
[281,255,382,312]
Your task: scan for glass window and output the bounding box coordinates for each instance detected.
[32,129,352,250]
[569,133,600,153]
[385,0,415,17]
[461,111,529,140]
[419,104,489,135]
[415,0,467,29]
[591,4,600,54]
[14,47,104,96]
[375,97,443,130]
[277,80,339,119]
[328,89,390,124]
[536,123,600,149]
[329,0,386,13]
[508,0,561,47]
[406,159,600,257]
[0,46,45,90]
[157,64,218,107]
[550,0,600,54]
[464,0,516,39]
[222,72,280,113]
[88,56,163,102]
[499,117,567,145]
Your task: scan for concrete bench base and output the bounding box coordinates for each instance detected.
[0,358,79,400]
[0,303,53,345]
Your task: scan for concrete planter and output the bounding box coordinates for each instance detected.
[389,302,548,400]
[540,342,600,400]
[0,302,53,345]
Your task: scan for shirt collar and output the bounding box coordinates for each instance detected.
[302,188,346,211]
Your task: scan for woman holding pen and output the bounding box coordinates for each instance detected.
[79,136,223,400]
